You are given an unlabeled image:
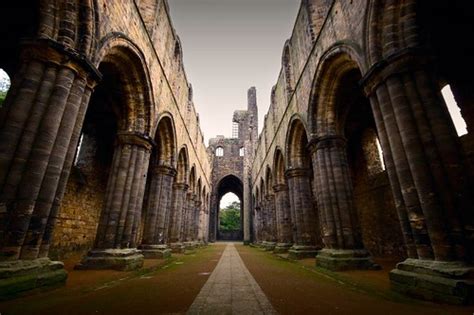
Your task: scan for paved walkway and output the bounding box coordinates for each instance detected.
[187,243,276,314]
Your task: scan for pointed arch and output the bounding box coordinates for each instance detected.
[273,148,286,186]
[95,35,154,135]
[176,146,189,184]
[153,114,177,168]
[285,116,311,169]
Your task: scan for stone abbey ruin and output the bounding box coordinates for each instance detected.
[0,0,474,309]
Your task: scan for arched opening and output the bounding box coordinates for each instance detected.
[0,69,10,107]
[417,1,473,138]
[342,66,404,258]
[140,116,176,247]
[53,46,152,258]
[441,85,468,137]
[312,53,404,261]
[213,175,243,241]
[215,146,224,157]
[219,192,241,239]
[285,119,320,257]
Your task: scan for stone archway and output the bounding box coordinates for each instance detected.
[209,174,243,242]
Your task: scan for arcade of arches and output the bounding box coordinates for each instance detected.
[0,0,474,310]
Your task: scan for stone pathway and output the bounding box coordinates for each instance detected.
[187,243,276,314]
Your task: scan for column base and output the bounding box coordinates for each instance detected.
[138,244,171,259]
[0,258,67,300]
[390,258,474,305]
[263,241,276,251]
[170,242,185,253]
[75,248,144,271]
[316,248,379,271]
[183,241,198,250]
[273,243,293,254]
[243,240,251,245]
[288,245,319,260]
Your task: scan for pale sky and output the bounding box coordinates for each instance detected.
[167,0,301,143]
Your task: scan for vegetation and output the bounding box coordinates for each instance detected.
[0,91,6,107]
[219,201,241,231]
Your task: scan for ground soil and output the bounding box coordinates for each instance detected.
[0,244,225,315]
[236,244,474,315]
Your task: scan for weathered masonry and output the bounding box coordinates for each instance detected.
[208,87,258,243]
[249,0,474,305]
[0,0,211,297]
[0,0,473,307]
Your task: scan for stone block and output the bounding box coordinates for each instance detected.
[170,242,185,253]
[75,248,144,271]
[139,245,172,259]
[273,243,293,254]
[0,258,67,300]
[316,248,379,271]
[390,259,474,305]
[288,245,319,260]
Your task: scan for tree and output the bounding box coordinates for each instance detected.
[219,201,241,231]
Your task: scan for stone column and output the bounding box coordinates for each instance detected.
[77,132,152,271]
[285,168,320,259]
[310,135,376,270]
[363,55,474,304]
[194,200,202,243]
[139,165,176,259]
[183,193,196,249]
[0,40,99,296]
[263,194,277,251]
[273,184,293,253]
[253,205,263,245]
[168,183,188,253]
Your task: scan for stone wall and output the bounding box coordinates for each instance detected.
[48,0,212,257]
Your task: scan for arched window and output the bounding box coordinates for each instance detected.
[375,137,386,171]
[441,84,467,137]
[0,69,11,107]
[239,147,244,157]
[216,146,224,157]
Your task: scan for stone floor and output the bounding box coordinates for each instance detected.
[187,243,275,314]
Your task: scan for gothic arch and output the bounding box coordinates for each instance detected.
[152,115,177,168]
[176,146,189,184]
[94,35,154,135]
[285,116,311,169]
[273,149,286,186]
[308,45,365,137]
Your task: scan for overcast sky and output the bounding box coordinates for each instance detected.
[167,0,301,144]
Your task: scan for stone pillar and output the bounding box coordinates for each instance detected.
[168,183,188,253]
[139,165,176,259]
[310,135,377,270]
[263,194,277,251]
[363,54,474,304]
[285,168,320,259]
[194,200,202,243]
[0,40,99,296]
[77,132,152,271]
[273,184,293,253]
[183,193,197,249]
[254,205,263,245]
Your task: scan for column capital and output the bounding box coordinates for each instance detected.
[360,46,435,96]
[173,182,189,191]
[285,168,310,179]
[308,135,346,152]
[20,38,102,87]
[273,183,288,192]
[151,165,177,177]
[117,132,155,151]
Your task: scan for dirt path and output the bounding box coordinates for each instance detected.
[236,245,474,315]
[0,244,225,315]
